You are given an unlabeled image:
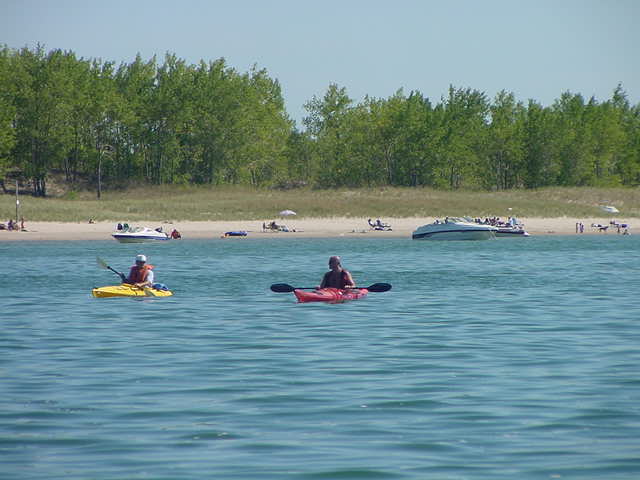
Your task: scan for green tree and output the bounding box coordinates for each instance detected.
[522,100,556,188]
[435,86,489,189]
[303,83,353,187]
[551,92,592,185]
[11,46,76,196]
[484,90,526,189]
[0,46,17,185]
[606,84,639,185]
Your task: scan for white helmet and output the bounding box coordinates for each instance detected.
[135,254,147,263]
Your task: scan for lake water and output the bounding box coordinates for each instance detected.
[1,235,639,479]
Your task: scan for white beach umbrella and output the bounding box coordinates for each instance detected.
[279,210,297,216]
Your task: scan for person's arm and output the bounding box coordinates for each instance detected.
[143,269,154,287]
[343,271,355,289]
[319,272,329,289]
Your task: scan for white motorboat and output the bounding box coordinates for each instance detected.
[495,225,530,237]
[112,226,170,243]
[412,218,497,241]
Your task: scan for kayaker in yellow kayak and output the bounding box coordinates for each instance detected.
[124,254,155,289]
[319,256,355,289]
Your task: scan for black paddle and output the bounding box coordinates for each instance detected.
[97,257,127,282]
[96,257,161,297]
[270,283,391,293]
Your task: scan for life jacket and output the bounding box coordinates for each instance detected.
[127,264,154,283]
[322,270,351,289]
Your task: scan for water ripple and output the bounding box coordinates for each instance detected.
[1,236,639,479]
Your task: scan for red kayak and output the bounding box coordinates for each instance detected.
[293,287,369,303]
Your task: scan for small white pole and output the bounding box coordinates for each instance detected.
[15,180,19,223]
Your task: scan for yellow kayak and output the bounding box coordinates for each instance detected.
[92,284,173,298]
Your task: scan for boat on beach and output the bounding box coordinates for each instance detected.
[412,218,497,241]
[495,225,530,237]
[470,216,530,238]
[112,226,170,243]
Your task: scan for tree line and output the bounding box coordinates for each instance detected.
[1,45,639,196]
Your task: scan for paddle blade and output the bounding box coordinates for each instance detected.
[143,286,159,297]
[97,256,125,281]
[96,257,109,270]
[270,283,295,293]
[366,283,392,293]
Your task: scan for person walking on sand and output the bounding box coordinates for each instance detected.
[319,256,355,289]
[124,254,155,289]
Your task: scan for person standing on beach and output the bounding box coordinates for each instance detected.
[124,254,155,288]
[319,256,355,289]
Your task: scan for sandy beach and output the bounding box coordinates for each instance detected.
[0,217,633,241]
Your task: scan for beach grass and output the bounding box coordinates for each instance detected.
[1,185,639,222]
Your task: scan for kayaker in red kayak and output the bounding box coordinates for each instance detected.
[319,256,355,289]
[125,254,155,288]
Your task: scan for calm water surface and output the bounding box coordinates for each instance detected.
[1,235,639,479]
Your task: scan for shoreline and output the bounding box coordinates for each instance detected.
[0,217,633,241]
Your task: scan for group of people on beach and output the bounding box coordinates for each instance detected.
[154,226,182,239]
[367,218,392,231]
[587,220,630,235]
[262,221,294,232]
[0,217,25,231]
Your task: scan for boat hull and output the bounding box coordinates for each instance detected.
[412,219,498,241]
[293,288,368,303]
[92,284,173,298]
[112,235,170,243]
[495,228,530,237]
[412,229,496,240]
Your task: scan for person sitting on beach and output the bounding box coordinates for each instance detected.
[170,229,181,239]
[124,254,155,289]
[7,219,14,231]
[368,218,376,229]
[318,256,356,290]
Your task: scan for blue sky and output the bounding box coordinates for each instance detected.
[3,0,639,125]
